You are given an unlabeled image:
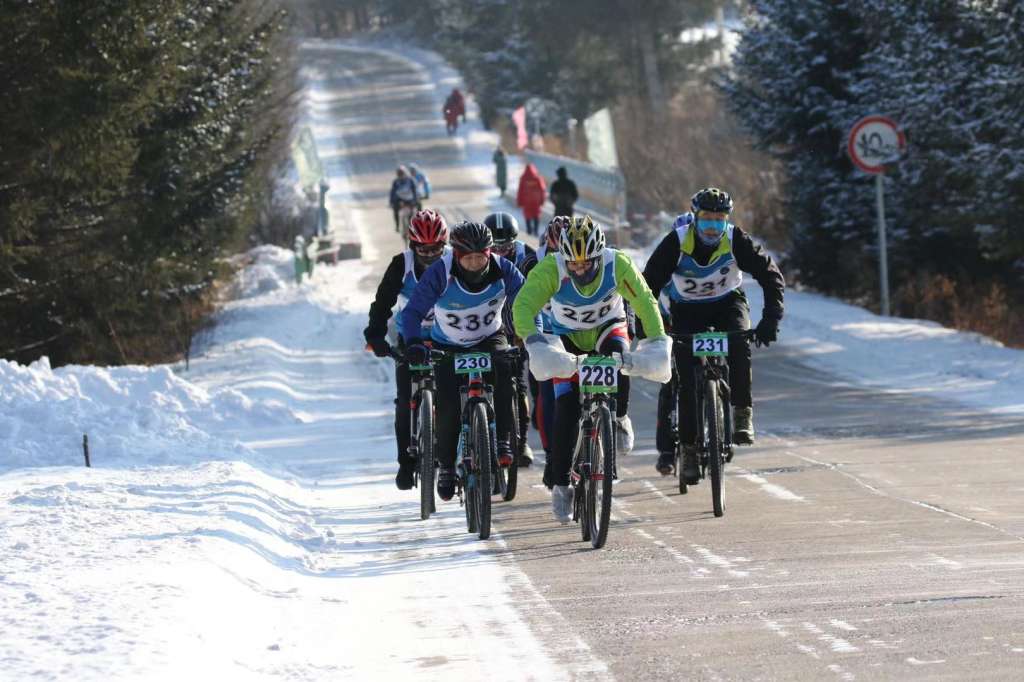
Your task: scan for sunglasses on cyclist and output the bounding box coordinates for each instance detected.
[413,243,445,257]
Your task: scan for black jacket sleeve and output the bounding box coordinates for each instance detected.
[520,243,538,276]
[364,254,407,341]
[731,226,785,320]
[641,230,683,296]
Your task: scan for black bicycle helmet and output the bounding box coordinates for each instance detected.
[450,220,494,254]
[690,187,734,214]
[483,212,519,245]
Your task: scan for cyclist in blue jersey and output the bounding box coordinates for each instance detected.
[400,221,529,501]
[364,209,450,490]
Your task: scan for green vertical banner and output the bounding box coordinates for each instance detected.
[291,126,324,190]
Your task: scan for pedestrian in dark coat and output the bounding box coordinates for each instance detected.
[493,148,508,196]
[549,166,579,217]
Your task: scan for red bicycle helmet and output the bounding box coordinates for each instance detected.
[408,209,449,245]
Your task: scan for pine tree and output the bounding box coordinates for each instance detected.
[0,0,293,365]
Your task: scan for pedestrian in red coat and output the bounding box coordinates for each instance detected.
[516,163,547,236]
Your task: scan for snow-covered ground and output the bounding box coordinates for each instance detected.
[2,38,1023,681]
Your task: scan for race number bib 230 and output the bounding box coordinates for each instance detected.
[454,352,492,374]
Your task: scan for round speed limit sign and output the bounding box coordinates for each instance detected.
[847,115,906,174]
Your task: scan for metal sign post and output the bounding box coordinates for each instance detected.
[847,115,906,317]
[874,174,890,315]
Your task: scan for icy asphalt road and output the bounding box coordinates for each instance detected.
[304,41,1024,680]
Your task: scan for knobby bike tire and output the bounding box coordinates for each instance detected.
[706,378,726,518]
[418,389,435,521]
[589,404,616,549]
[670,375,687,495]
[580,420,593,543]
[473,402,493,540]
[501,390,519,502]
[465,413,478,534]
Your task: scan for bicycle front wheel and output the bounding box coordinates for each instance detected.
[587,405,616,549]
[706,379,726,518]
[417,389,435,520]
[472,402,493,540]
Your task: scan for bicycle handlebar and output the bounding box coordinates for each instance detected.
[669,330,758,343]
[389,345,521,365]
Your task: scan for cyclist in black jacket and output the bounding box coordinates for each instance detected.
[643,188,785,482]
[363,209,450,490]
[484,211,538,467]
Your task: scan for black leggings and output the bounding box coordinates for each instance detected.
[548,332,630,487]
[433,336,514,467]
[670,291,752,445]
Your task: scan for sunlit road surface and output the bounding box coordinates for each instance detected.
[312,41,1024,680]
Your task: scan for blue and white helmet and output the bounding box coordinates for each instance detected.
[672,213,694,231]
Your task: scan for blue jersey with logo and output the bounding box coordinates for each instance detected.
[397,247,450,337]
[400,253,526,347]
[663,224,743,305]
[546,249,625,336]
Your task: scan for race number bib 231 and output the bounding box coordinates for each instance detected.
[579,356,618,394]
[692,332,728,357]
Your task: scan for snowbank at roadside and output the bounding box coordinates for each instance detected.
[745,284,1024,414]
[0,248,306,473]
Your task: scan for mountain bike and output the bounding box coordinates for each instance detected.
[452,348,519,540]
[568,353,622,549]
[495,349,524,503]
[671,330,756,517]
[392,347,444,521]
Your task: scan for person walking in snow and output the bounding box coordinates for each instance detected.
[516,163,546,237]
[492,147,508,196]
[549,166,579,217]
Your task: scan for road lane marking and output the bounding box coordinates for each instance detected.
[734,469,806,502]
[804,622,860,653]
[640,479,677,505]
[830,619,858,632]
[785,451,1024,543]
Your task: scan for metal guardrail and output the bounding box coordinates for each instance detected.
[524,150,627,227]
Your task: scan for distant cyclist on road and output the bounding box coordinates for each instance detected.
[643,187,785,481]
[389,166,419,232]
[407,163,431,204]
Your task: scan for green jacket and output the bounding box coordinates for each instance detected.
[512,250,665,351]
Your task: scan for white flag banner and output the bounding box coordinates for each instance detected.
[584,108,619,169]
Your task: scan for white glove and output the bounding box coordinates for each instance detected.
[525,334,577,380]
[621,335,672,384]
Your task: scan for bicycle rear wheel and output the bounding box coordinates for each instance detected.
[472,402,493,540]
[417,389,435,520]
[587,405,615,549]
[706,379,726,518]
